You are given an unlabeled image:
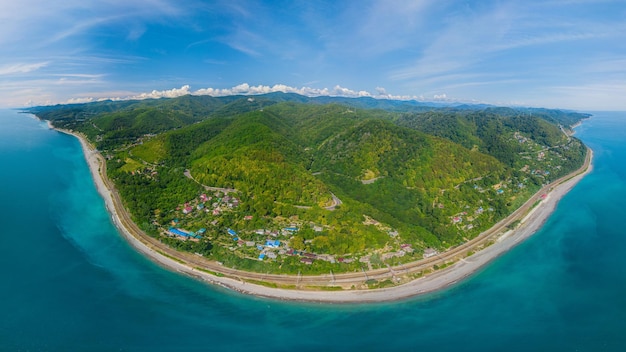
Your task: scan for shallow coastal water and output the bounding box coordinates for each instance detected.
[1,110,625,351]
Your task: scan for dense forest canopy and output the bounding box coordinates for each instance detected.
[29,93,589,274]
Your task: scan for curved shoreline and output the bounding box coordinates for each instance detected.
[54,123,593,303]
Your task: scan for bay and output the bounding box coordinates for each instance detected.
[1,109,624,351]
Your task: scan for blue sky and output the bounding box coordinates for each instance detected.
[1,0,625,110]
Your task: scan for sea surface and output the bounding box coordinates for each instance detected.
[1,109,625,351]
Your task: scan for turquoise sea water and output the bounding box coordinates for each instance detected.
[1,110,625,351]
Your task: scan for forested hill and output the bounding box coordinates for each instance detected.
[28,94,589,274]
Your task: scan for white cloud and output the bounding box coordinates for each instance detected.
[192,83,422,100]
[131,85,192,99]
[65,97,96,104]
[37,83,422,107]
[193,83,372,98]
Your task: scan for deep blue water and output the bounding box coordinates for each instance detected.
[1,110,625,351]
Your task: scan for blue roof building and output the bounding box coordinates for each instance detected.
[265,240,281,248]
[169,227,189,237]
[227,228,237,236]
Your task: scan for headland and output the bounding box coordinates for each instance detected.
[51,121,593,303]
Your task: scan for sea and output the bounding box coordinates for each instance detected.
[0,109,625,351]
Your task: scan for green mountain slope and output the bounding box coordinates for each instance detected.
[189,110,332,209]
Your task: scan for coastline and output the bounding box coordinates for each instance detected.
[54,123,593,303]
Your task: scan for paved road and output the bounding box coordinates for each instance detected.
[183,169,237,194]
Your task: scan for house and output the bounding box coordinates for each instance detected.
[267,252,277,259]
[168,227,189,237]
[400,244,414,253]
[244,215,253,221]
[197,228,206,235]
[284,227,298,232]
[197,203,205,210]
[423,248,438,258]
[227,228,237,236]
[300,258,313,265]
[452,217,462,224]
[183,206,193,214]
[265,240,280,248]
[200,194,208,202]
[258,253,266,261]
[538,151,545,160]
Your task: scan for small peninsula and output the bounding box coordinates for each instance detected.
[29,93,592,301]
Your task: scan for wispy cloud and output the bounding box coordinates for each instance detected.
[538,83,626,110]
[0,62,48,75]
[390,1,620,84]
[50,73,105,79]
